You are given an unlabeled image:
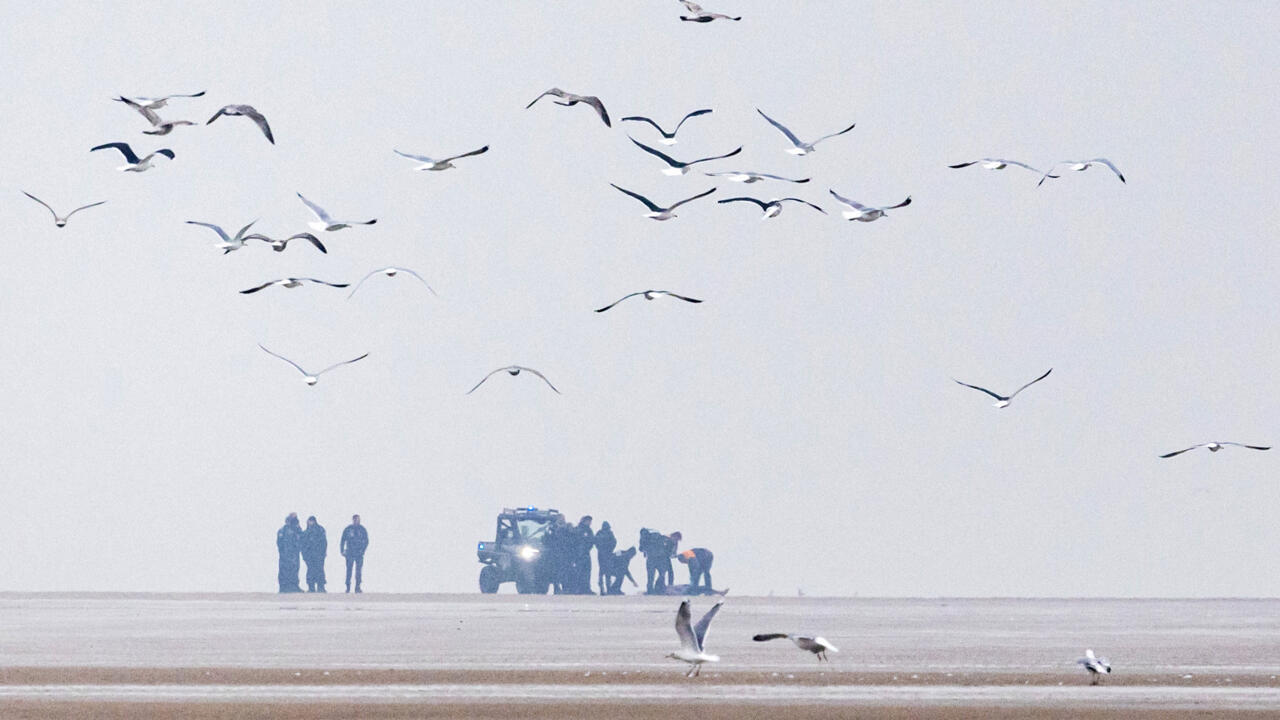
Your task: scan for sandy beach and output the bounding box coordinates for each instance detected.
[1,594,1277,718]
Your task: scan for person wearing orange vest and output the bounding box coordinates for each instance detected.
[676,546,714,594]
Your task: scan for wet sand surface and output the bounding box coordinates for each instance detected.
[1,593,1278,718]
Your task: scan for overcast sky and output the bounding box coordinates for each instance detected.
[2,1,1278,596]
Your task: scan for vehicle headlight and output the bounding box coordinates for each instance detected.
[519,545,540,561]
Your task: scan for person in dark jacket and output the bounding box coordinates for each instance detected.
[543,517,571,594]
[301,516,327,592]
[677,546,715,593]
[594,521,617,595]
[661,531,679,589]
[571,515,595,594]
[339,514,369,593]
[639,528,667,594]
[276,513,303,593]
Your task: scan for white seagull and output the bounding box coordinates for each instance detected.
[297,192,377,232]
[467,366,560,395]
[827,189,912,222]
[240,277,350,294]
[394,146,489,171]
[756,108,855,155]
[752,633,839,661]
[91,142,174,172]
[952,368,1052,408]
[667,600,724,678]
[948,158,1049,175]
[526,88,611,127]
[718,196,826,219]
[1159,441,1271,459]
[1039,158,1125,186]
[1077,649,1112,685]
[186,220,259,254]
[21,191,105,228]
[620,108,712,145]
[348,266,437,299]
[704,170,810,184]
[113,96,195,135]
[629,137,742,176]
[679,1,741,22]
[243,231,327,254]
[611,184,716,221]
[595,290,702,313]
[258,345,368,386]
[206,104,274,144]
[116,91,205,111]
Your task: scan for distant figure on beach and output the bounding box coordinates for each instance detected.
[601,546,638,594]
[661,532,679,588]
[301,515,327,593]
[340,514,368,593]
[276,513,303,593]
[543,516,570,593]
[571,515,595,594]
[594,521,617,594]
[677,546,715,594]
[640,528,674,594]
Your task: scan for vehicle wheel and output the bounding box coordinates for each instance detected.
[479,565,500,594]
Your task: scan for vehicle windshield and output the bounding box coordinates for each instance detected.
[517,518,551,545]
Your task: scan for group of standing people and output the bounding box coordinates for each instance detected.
[276,513,369,593]
[542,515,600,594]
[542,517,716,596]
[641,529,715,595]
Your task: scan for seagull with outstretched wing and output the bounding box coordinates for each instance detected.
[348,266,437,299]
[1077,649,1112,685]
[1159,441,1270,459]
[207,104,274,144]
[679,1,740,22]
[186,219,259,254]
[827,189,912,222]
[21,191,105,228]
[526,88,610,127]
[620,108,712,145]
[952,368,1052,408]
[394,145,488,171]
[116,91,205,111]
[611,184,716,221]
[1039,158,1125,186]
[667,600,723,677]
[243,232,327,254]
[756,108,854,155]
[704,170,810,184]
[91,142,174,172]
[753,633,839,661]
[297,192,377,232]
[240,278,350,294]
[595,290,702,313]
[467,366,560,395]
[629,137,741,176]
[718,196,825,219]
[259,345,368,386]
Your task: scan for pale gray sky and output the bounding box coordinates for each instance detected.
[2,1,1278,596]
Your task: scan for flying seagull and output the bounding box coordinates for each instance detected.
[827,190,912,222]
[243,231,327,254]
[752,633,839,661]
[90,142,174,172]
[1039,158,1125,186]
[1159,442,1271,459]
[611,183,716,221]
[206,104,274,144]
[1077,649,1111,685]
[348,266,437,299]
[756,108,855,155]
[595,290,702,313]
[117,91,205,111]
[113,96,195,135]
[679,1,741,22]
[186,219,259,254]
[526,88,611,127]
[952,368,1052,408]
[704,170,810,184]
[620,108,712,145]
[667,600,723,678]
[628,137,742,176]
[718,196,825,219]
[467,366,560,395]
[297,192,377,232]
[21,191,105,228]
[394,146,489,171]
[258,345,368,386]
[240,277,350,294]
[948,158,1050,176]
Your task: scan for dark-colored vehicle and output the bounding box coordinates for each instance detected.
[476,507,563,594]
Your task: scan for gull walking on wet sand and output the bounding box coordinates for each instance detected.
[1077,649,1111,685]
[667,600,723,678]
[259,345,368,386]
[21,191,105,228]
[753,633,839,661]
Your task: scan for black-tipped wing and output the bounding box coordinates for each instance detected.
[753,633,790,642]
[675,600,698,652]
[687,146,742,166]
[718,197,771,211]
[952,378,1006,402]
[582,95,610,127]
[673,108,713,133]
[65,200,107,219]
[514,366,561,394]
[1008,368,1052,399]
[466,368,507,395]
[693,602,723,651]
[525,88,564,109]
[629,136,683,167]
[885,196,913,210]
[442,145,489,163]
[91,142,139,163]
[814,122,857,144]
[610,183,661,212]
[620,116,670,135]
[1220,442,1271,451]
[779,198,827,214]
[594,292,645,313]
[303,278,350,289]
[153,148,176,160]
[1089,158,1125,182]
[185,220,231,242]
[669,187,717,210]
[296,192,333,223]
[240,281,279,295]
[828,189,867,210]
[258,344,308,376]
[21,191,57,220]
[233,220,258,240]
[756,108,801,146]
[115,96,161,124]
[241,106,274,144]
[659,291,702,303]
[1159,444,1206,459]
[317,353,369,376]
[292,233,326,254]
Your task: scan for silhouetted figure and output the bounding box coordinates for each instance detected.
[340,514,368,593]
[595,521,617,594]
[677,546,715,593]
[543,517,571,594]
[571,515,595,594]
[301,516,327,592]
[601,546,638,595]
[661,531,680,589]
[640,528,668,594]
[276,513,303,593]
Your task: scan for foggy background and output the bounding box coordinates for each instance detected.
[2,0,1277,596]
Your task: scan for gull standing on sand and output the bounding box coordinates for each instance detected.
[467,366,560,395]
[948,158,1049,176]
[620,108,712,144]
[678,1,741,22]
[667,600,723,678]
[718,196,825,219]
[952,368,1052,408]
[348,267,437,299]
[206,104,275,144]
[1077,649,1111,685]
[297,193,377,232]
[595,290,702,313]
[240,278,350,294]
[186,220,259,254]
[21,191,105,228]
[1158,441,1271,459]
[628,137,742,176]
[752,633,839,661]
[1039,158,1125,186]
[114,96,196,135]
[394,146,489,171]
[611,184,716,221]
[243,232,327,254]
[258,345,368,386]
[704,170,810,184]
[525,88,611,127]
[756,108,855,155]
[116,91,205,111]
[90,142,174,172]
[827,189,912,222]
